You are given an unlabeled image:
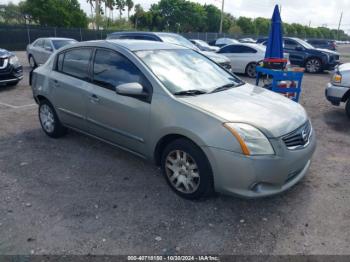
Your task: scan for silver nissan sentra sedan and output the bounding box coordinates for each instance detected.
[31,40,316,199]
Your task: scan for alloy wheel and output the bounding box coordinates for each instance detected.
[40,104,55,133]
[306,59,321,73]
[246,63,257,78]
[165,150,200,194]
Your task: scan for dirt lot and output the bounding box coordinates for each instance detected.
[0,47,350,256]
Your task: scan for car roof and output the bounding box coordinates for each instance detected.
[108,31,180,37]
[59,40,187,52]
[37,37,76,41]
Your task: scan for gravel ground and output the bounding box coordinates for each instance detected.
[0,46,349,256]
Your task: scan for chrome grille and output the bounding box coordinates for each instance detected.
[282,121,312,150]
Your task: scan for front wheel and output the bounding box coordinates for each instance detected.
[29,55,37,68]
[161,138,214,200]
[38,100,67,138]
[305,58,322,73]
[346,100,350,119]
[245,62,257,78]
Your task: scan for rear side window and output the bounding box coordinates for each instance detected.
[58,48,92,80]
[92,49,150,92]
[34,39,43,47]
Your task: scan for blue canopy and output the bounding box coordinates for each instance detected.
[265,5,284,59]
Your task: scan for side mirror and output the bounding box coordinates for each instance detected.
[45,46,53,52]
[115,82,148,97]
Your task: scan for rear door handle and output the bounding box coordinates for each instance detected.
[90,94,100,103]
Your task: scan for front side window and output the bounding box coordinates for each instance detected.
[44,40,52,50]
[59,48,92,80]
[136,49,242,94]
[92,49,150,91]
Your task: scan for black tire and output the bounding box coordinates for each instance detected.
[38,100,67,138]
[305,58,322,73]
[346,100,350,119]
[245,62,257,78]
[28,55,37,68]
[7,81,19,87]
[161,138,214,200]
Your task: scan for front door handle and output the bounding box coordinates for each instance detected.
[90,94,100,103]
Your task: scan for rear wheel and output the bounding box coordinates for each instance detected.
[38,100,67,138]
[346,100,350,119]
[245,62,257,78]
[305,58,322,73]
[161,138,213,200]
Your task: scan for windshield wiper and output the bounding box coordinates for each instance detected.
[210,83,236,93]
[174,89,208,96]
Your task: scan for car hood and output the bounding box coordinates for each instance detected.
[337,63,350,72]
[201,51,230,64]
[315,48,339,56]
[0,48,12,58]
[179,83,308,138]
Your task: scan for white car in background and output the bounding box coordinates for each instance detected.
[217,43,266,78]
[210,38,239,48]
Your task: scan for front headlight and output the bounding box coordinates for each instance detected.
[332,72,342,84]
[224,123,275,156]
[9,55,20,66]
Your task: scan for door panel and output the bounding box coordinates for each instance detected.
[87,48,151,155]
[87,85,150,154]
[50,48,93,131]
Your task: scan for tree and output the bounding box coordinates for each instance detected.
[115,0,125,19]
[132,3,143,29]
[125,0,133,20]
[20,0,88,27]
[0,2,26,24]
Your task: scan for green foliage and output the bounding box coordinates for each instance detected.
[20,0,88,27]
[0,2,26,24]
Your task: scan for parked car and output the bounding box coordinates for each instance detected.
[0,48,23,86]
[190,39,219,52]
[209,38,240,48]
[306,39,337,51]
[239,38,256,43]
[31,40,316,199]
[26,37,77,68]
[256,37,268,44]
[217,43,266,78]
[107,32,232,71]
[262,37,340,73]
[326,63,350,118]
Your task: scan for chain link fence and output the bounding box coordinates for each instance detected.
[0,24,262,51]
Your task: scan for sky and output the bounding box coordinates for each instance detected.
[1,0,350,33]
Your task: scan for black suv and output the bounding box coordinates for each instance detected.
[306,39,337,51]
[261,37,340,73]
[0,48,23,86]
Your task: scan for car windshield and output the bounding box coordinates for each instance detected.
[158,34,199,50]
[136,49,243,94]
[294,38,315,49]
[195,39,210,47]
[52,39,77,50]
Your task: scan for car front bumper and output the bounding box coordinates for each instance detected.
[202,129,316,198]
[0,65,23,85]
[325,83,349,106]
